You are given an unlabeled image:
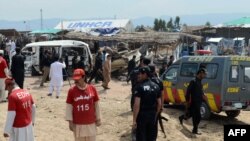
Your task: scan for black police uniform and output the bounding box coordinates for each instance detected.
[129,66,140,110]
[180,77,204,134]
[150,75,164,139]
[134,78,161,141]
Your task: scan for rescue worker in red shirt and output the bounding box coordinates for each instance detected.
[66,69,101,141]
[0,50,9,102]
[3,78,36,141]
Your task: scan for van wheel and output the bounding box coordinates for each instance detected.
[225,110,240,118]
[200,102,211,120]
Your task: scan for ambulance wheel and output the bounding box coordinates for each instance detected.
[225,110,240,118]
[200,102,211,120]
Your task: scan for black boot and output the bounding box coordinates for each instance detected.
[179,115,184,125]
[192,127,201,135]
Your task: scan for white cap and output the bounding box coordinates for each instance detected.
[0,50,4,54]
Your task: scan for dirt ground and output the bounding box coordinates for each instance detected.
[1,76,250,141]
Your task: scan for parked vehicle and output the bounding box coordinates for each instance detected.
[233,37,246,55]
[21,40,92,76]
[161,56,250,119]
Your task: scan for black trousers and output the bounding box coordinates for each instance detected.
[136,112,157,141]
[130,93,135,111]
[191,102,201,132]
[88,68,102,83]
[179,102,201,132]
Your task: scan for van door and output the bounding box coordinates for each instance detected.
[226,65,241,101]
[240,65,250,102]
[162,65,179,103]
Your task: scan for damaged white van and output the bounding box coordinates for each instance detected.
[21,40,92,76]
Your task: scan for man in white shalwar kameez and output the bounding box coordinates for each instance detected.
[3,78,36,141]
[47,56,66,98]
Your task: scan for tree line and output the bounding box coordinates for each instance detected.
[153,16,180,32]
[135,16,211,32]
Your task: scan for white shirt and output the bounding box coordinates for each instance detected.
[49,61,66,86]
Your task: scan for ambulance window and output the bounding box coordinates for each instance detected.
[163,67,178,80]
[230,66,239,82]
[180,63,198,77]
[244,67,250,83]
[200,63,218,79]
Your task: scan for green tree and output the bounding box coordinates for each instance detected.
[167,18,174,31]
[174,16,180,29]
[153,18,159,31]
[153,18,167,31]
[159,19,163,31]
[162,20,167,31]
[205,21,211,27]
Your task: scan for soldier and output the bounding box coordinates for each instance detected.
[132,66,162,141]
[179,68,207,135]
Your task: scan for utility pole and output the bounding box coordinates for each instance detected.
[40,9,43,30]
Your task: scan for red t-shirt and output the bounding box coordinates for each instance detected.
[8,89,34,128]
[66,85,99,124]
[0,57,7,78]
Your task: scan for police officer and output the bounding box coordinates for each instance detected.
[148,65,166,138]
[179,68,207,135]
[129,57,151,111]
[132,66,162,141]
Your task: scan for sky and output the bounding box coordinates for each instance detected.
[0,0,250,21]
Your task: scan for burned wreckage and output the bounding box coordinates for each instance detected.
[21,31,202,77]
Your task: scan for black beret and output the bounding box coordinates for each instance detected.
[139,66,151,75]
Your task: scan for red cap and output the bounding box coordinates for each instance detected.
[72,69,85,80]
[5,78,15,89]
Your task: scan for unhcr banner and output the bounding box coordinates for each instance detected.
[54,19,131,31]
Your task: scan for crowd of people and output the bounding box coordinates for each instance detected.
[1,43,207,141]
